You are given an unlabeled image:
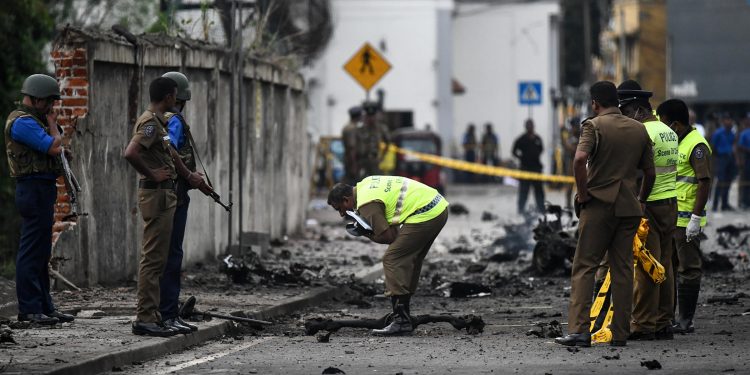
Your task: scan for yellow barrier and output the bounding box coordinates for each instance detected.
[383,143,575,184]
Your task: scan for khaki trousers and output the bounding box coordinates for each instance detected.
[632,201,676,333]
[136,188,177,323]
[673,227,703,285]
[383,209,448,296]
[568,198,639,341]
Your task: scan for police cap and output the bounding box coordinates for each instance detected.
[348,106,362,118]
[617,80,652,108]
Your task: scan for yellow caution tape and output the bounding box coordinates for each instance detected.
[589,219,666,343]
[382,143,575,183]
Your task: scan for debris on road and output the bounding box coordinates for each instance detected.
[602,354,620,360]
[640,359,662,370]
[702,252,734,273]
[531,205,577,275]
[437,282,492,298]
[221,254,326,285]
[322,367,346,374]
[179,296,272,327]
[0,327,16,344]
[525,320,563,338]
[449,203,470,215]
[304,314,485,335]
[316,332,331,343]
[481,211,498,221]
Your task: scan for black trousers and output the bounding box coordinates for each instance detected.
[518,179,545,213]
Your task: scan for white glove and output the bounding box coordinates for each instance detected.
[686,214,702,241]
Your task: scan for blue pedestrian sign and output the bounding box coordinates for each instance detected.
[518,81,542,105]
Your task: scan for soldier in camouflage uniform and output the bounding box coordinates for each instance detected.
[355,102,390,179]
[4,74,75,325]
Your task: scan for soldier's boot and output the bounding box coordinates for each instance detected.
[373,295,413,336]
[673,283,699,334]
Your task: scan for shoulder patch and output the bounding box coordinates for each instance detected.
[144,124,155,137]
[694,147,705,159]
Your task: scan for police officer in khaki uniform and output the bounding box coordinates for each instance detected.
[656,99,712,334]
[327,176,449,335]
[617,80,679,340]
[5,74,75,325]
[342,106,362,184]
[555,81,655,348]
[355,102,389,179]
[124,77,211,337]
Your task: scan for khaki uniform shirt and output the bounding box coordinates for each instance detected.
[131,110,177,181]
[577,107,654,217]
[691,143,712,180]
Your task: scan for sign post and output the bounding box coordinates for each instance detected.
[344,42,392,100]
[518,81,543,120]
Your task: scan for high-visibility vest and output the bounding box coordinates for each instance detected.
[356,176,448,225]
[643,120,678,201]
[676,129,711,227]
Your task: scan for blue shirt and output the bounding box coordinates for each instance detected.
[711,127,735,156]
[10,116,57,180]
[739,128,750,152]
[167,114,187,150]
[10,116,54,154]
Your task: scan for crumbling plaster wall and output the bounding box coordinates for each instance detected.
[51,28,310,286]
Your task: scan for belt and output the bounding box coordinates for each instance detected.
[139,179,176,189]
[412,194,443,216]
[645,197,676,206]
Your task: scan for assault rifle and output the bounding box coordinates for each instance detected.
[60,149,88,220]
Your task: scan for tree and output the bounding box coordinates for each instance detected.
[0,0,56,277]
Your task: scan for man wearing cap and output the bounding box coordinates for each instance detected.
[355,102,390,179]
[327,176,449,335]
[656,99,712,334]
[124,77,211,337]
[617,80,679,340]
[710,113,737,211]
[342,106,362,184]
[555,81,654,348]
[4,74,76,325]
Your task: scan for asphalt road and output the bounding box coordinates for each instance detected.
[108,185,750,375]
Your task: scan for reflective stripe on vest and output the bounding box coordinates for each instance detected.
[356,176,449,225]
[675,129,711,227]
[643,120,678,201]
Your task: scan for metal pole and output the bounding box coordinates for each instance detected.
[238,2,245,251]
[227,0,237,251]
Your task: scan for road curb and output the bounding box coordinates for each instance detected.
[45,264,384,375]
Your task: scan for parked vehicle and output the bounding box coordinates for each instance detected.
[391,127,444,193]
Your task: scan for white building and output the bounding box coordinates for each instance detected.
[304,0,455,143]
[453,1,560,171]
[306,0,561,173]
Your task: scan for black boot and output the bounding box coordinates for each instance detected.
[373,295,413,336]
[673,283,699,334]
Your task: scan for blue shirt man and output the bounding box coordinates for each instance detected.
[10,117,57,180]
[167,114,187,150]
[710,126,735,156]
[710,117,737,210]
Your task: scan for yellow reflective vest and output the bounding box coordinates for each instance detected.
[356,176,448,225]
[676,129,711,227]
[643,120,678,201]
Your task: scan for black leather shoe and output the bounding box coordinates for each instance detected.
[163,318,192,334]
[132,321,178,337]
[46,310,75,323]
[18,313,59,325]
[672,321,695,334]
[610,340,627,347]
[655,325,673,340]
[628,331,655,341]
[554,333,591,347]
[176,317,198,331]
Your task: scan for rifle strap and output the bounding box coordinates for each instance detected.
[185,128,214,189]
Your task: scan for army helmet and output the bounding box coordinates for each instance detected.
[162,71,191,101]
[21,74,61,100]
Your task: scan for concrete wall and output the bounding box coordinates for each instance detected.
[51,28,309,286]
[452,1,560,170]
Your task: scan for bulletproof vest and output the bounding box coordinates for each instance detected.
[164,112,196,172]
[4,107,63,177]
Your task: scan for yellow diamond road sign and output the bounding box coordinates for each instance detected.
[343,42,392,91]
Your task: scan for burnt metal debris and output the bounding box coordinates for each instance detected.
[304,313,485,336]
[179,296,273,327]
[437,282,492,298]
[716,224,750,249]
[449,203,470,215]
[221,254,324,285]
[531,204,578,275]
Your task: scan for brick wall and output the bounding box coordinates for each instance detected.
[50,45,89,246]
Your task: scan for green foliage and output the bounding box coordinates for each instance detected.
[0,0,56,277]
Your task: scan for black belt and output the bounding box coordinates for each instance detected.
[139,179,176,189]
[645,197,676,206]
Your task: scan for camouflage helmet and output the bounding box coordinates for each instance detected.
[21,74,61,100]
[162,71,191,101]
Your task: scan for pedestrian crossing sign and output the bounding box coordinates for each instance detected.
[519,81,542,105]
[343,42,392,91]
